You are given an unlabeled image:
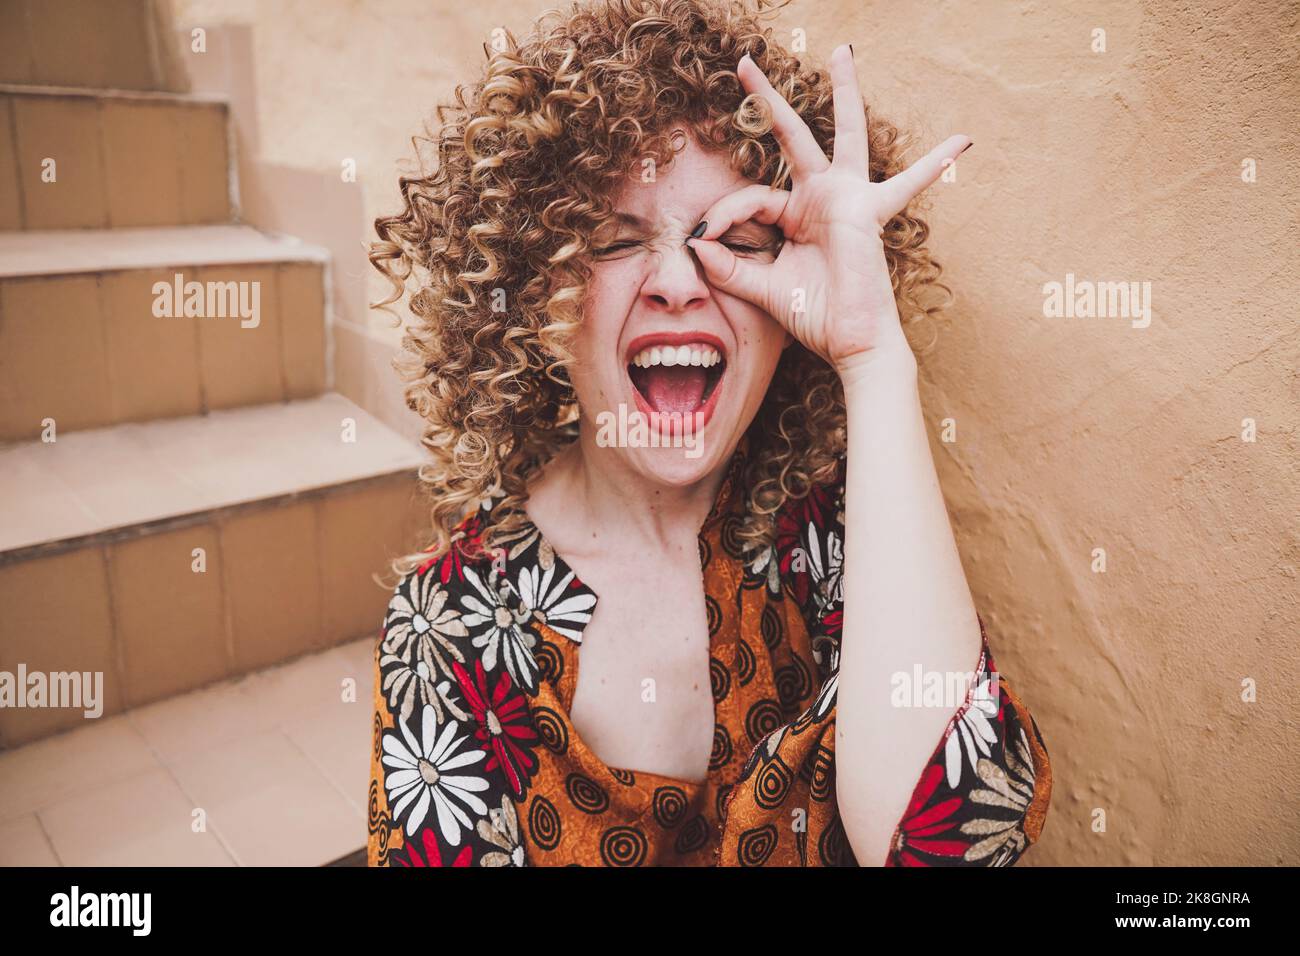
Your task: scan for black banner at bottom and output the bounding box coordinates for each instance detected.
[0,865,1282,941]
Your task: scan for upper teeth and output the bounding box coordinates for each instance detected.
[631,344,722,368]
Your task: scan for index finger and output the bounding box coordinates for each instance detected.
[694,183,791,242]
[737,54,831,180]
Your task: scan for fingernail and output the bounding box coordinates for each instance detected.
[688,220,707,241]
[961,141,974,154]
[849,43,854,58]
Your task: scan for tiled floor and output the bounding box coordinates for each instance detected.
[0,635,376,866]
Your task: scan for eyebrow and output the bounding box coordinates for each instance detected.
[611,212,651,228]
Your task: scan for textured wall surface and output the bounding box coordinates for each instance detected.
[169,0,1300,865]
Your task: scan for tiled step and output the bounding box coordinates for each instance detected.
[0,394,426,747]
[0,226,331,441]
[0,636,375,866]
[0,0,188,94]
[0,86,230,231]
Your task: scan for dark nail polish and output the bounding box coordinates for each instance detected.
[961,141,974,154]
[849,43,854,57]
[688,220,707,240]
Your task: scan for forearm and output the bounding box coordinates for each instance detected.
[832,348,983,865]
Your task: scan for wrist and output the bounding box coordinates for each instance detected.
[836,342,918,397]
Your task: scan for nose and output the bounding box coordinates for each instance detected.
[640,242,710,315]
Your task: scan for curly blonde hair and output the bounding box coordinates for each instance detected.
[370,0,949,574]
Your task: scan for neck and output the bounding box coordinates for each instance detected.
[534,425,733,554]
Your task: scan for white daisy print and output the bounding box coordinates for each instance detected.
[942,672,1000,788]
[477,794,527,867]
[382,571,468,670]
[805,521,844,615]
[748,544,783,598]
[959,727,1037,864]
[379,651,468,728]
[459,566,541,693]
[381,704,490,846]
[514,563,597,642]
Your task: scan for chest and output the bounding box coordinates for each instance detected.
[565,548,716,783]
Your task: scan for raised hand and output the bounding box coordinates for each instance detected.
[686,45,970,379]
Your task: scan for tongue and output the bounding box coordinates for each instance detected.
[642,365,707,414]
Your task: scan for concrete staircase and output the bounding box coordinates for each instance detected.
[0,0,421,769]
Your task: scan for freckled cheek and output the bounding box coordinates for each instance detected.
[720,304,786,411]
[722,299,786,361]
[573,271,640,407]
[566,356,612,413]
[583,268,643,347]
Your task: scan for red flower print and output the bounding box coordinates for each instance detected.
[888,763,969,867]
[435,546,465,586]
[452,659,539,797]
[776,482,835,607]
[819,607,843,638]
[418,514,485,583]
[415,546,439,579]
[396,827,472,867]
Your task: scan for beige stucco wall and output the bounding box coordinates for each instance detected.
[168,0,1300,866]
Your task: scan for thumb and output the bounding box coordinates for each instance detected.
[686,238,771,310]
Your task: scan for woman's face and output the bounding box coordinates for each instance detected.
[569,131,789,488]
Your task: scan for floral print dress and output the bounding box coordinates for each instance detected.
[368,447,1053,867]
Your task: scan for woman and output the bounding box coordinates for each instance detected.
[367,0,1052,867]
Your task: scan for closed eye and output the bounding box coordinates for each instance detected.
[592,240,643,257]
[721,235,781,260]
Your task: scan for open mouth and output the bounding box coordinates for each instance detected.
[625,333,727,427]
